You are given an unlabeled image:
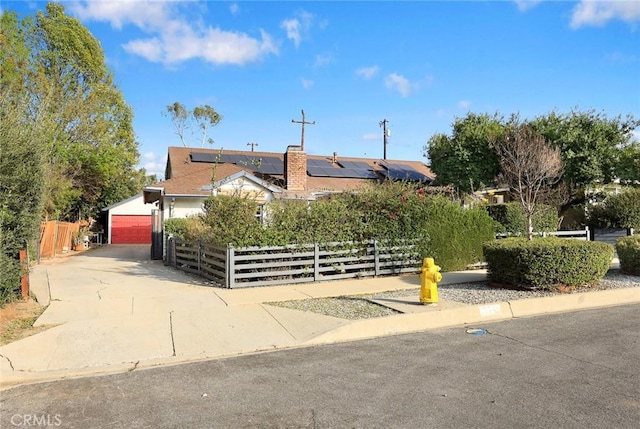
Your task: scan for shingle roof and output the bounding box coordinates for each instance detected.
[160,146,433,198]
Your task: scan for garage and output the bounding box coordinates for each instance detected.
[102,194,153,244]
[111,215,152,244]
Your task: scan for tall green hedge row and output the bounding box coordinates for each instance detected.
[616,235,640,275]
[483,238,613,289]
[486,202,558,235]
[168,182,496,271]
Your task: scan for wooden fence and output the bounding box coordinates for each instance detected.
[39,221,80,259]
[166,238,421,288]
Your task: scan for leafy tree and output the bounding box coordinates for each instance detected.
[425,113,504,194]
[495,121,563,240]
[427,110,639,201]
[1,4,150,221]
[0,94,48,305]
[166,102,222,147]
[612,141,640,185]
[530,109,640,191]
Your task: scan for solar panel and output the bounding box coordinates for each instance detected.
[259,156,283,165]
[255,164,284,175]
[219,154,246,163]
[381,169,431,182]
[190,152,217,163]
[307,166,334,177]
[337,161,372,170]
[350,169,378,179]
[308,159,333,168]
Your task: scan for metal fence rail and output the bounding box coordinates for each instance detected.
[495,227,590,240]
[166,238,420,288]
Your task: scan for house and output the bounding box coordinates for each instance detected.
[143,145,435,225]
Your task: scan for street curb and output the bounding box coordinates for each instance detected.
[509,287,640,318]
[2,287,639,391]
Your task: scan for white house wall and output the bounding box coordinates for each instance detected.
[108,194,151,215]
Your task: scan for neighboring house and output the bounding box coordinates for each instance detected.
[101,194,153,244]
[143,145,435,225]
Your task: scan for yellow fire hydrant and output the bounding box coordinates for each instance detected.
[420,257,442,304]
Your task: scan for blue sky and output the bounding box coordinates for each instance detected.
[6,1,640,178]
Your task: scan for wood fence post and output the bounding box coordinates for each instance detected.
[19,249,29,299]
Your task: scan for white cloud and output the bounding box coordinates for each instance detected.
[384,73,415,97]
[314,53,332,67]
[356,66,379,80]
[514,1,543,12]
[458,100,472,110]
[571,1,640,28]
[142,152,167,179]
[281,10,314,47]
[70,1,278,66]
[301,79,314,89]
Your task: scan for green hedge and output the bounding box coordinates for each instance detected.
[483,238,613,289]
[616,235,640,275]
[168,183,496,272]
[487,202,558,235]
[421,196,495,271]
[588,188,640,229]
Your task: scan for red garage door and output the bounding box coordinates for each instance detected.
[111,215,152,244]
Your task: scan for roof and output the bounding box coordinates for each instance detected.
[145,146,434,203]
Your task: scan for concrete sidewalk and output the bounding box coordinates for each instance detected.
[1,245,638,389]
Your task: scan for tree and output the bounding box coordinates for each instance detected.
[1,4,150,221]
[166,102,222,147]
[427,110,639,200]
[495,121,563,240]
[530,110,639,195]
[425,113,504,194]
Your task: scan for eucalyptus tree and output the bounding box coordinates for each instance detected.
[166,102,223,147]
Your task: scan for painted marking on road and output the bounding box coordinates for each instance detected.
[479,304,501,317]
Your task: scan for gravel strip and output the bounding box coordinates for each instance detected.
[267,271,640,320]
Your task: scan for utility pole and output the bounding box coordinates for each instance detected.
[291,109,315,151]
[247,142,258,152]
[379,119,389,160]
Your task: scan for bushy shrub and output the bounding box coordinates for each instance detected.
[422,196,495,271]
[487,202,558,235]
[483,238,613,289]
[616,235,640,275]
[183,182,496,271]
[200,195,264,247]
[588,188,640,229]
[164,218,189,238]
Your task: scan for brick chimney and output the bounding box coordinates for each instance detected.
[284,145,307,191]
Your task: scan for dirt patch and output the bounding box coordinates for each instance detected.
[0,299,50,346]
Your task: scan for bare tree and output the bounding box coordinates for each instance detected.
[496,122,563,240]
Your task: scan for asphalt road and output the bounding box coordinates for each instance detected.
[1,304,639,429]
